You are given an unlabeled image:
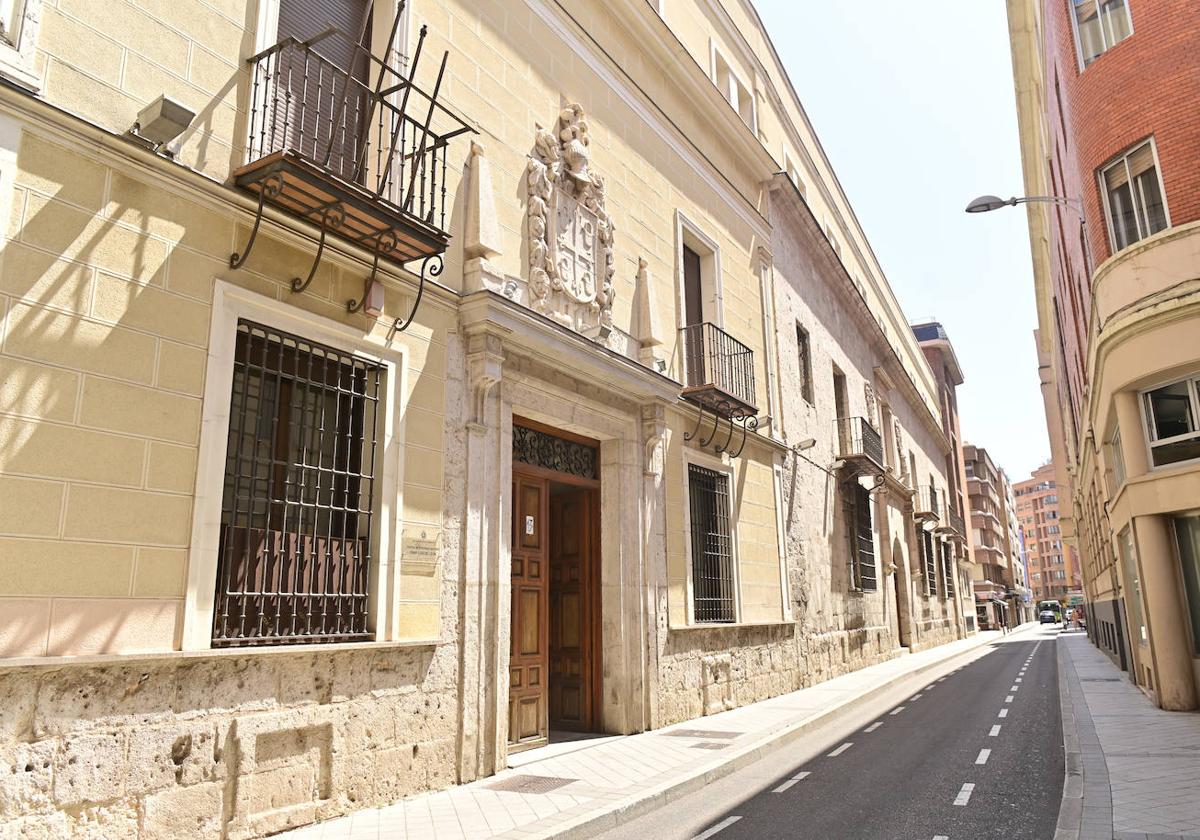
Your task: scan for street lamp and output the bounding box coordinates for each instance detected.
[965,194,1084,218]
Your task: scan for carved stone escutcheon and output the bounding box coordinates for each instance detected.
[526,103,615,340]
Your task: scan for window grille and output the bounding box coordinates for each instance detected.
[922,529,938,596]
[941,540,956,599]
[212,320,382,646]
[847,481,877,592]
[688,464,735,623]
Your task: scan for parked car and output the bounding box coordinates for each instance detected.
[1039,610,1058,624]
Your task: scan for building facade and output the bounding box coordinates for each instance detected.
[0,0,969,835]
[1015,463,1081,603]
[1007,0,1200,709]
[1002,472,1034,623]
[965,444,1019,628]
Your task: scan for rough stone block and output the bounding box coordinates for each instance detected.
[52,730,126,806]
[35,664,174,737]
[0,740,56,817]
[141,779,224,840]
[174,657,279,719]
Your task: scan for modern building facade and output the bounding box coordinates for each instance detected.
[1007,0,1200,709]
[0,0,970,835]
[965,444,1019,628]
[1015,462,1081,603]
[1002,472,1034,623]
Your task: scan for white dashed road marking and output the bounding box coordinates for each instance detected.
[1005,695,1014,703]
[772,771,810,793]
[999,708,1009,718]
[911,693,923,701]
[828,742,854,757]
[864,722,883,733]
[1011,685,1020,692]
[934,836,950,840]
[976,748,991,765]
[890,706,906,715]
[953,783,975,806]
[694,816,742,839]
[989,725,1002,737]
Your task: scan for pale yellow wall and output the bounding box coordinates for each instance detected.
[0,124,448,655]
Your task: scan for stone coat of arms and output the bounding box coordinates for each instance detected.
[526,104,615,336]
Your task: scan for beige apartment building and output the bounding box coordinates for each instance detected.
[0,0,968,835]
[965,444,1021,628]
[1007,0,1200,709]
[1015,463,1080,603]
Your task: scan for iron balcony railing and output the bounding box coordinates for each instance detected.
[681,322,757,412]
[245,27,469,232]
[915,485,941,520]
[949,506,966,536]
[835,416,884,468]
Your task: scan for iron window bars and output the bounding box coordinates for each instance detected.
[941,540,956,599]
[688,464,736,623]
[848,481,877,592]
[922,528,938,597]
[212,320,382,647]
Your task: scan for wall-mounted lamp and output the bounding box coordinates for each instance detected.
[965,193,1083,219]
[793,437,817,452]
[127,95,195,155]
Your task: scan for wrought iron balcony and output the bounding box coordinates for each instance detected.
[681,322,757,415]
[230,12,472,327]
[835,416,884,474]
[948,506,966,538]
[914,485,941,523]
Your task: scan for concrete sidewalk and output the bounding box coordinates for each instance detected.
[1055,632,1200,840]
[279,625,1032,840]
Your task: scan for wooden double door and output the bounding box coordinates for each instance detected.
[509,467,600,750]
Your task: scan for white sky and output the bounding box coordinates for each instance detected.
[752,0,1051,481]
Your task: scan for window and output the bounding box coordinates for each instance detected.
[921,528,937,596]
[1142,375,1200,466]
[213,320,383,646]
[783,150,806,200]
[1171,515,1200,654]
[1111,425,1127,487]
[941,540,955,599]
[796,324,813,404]
[0,0,41,89]
[1070,0,1132,67]
[1101,140,1168,252]
[847,482,877,592]
[712,46,755,129]
[688,464,735,623]
[1118,527,1146,644]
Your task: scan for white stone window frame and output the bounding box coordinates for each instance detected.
[1097,137,1170,254]
[0,0,42,91]
[1139,372,1200,471]
[708,39,757,133]
[181,281,407,651]
[781,148,806,201]
[674,210,724,330]
[681,447,742,626]
[1068,0,1133,71]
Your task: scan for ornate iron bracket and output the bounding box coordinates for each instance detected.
[684,404,709,442]
[230,173,284,270]
[728,412,760,459]
[291,202,347,294]
[346,229,399,315]
[391,253,442,333]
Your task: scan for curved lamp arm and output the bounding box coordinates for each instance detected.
[965,194,1084,219]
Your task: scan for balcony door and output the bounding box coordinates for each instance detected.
[277,0,373,182]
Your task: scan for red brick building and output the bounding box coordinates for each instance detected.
[1009,0,1200,709]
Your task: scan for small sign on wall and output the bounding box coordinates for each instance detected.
[525,515,535,535]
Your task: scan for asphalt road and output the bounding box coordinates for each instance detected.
[595,627,1064,840]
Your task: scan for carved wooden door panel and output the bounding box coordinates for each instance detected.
[510,472,549,748]
[549,488,594,732]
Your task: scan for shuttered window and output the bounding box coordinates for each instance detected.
[941,540,956,599]
[212,321,382,646]
[1102,140,1168,252]
[689,464,735,623]
[922,528,938,596]
[848,482,877,592]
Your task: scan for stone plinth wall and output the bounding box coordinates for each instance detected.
[657,624,800,726]
[0,643,456,839]
[797,626,899,687]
